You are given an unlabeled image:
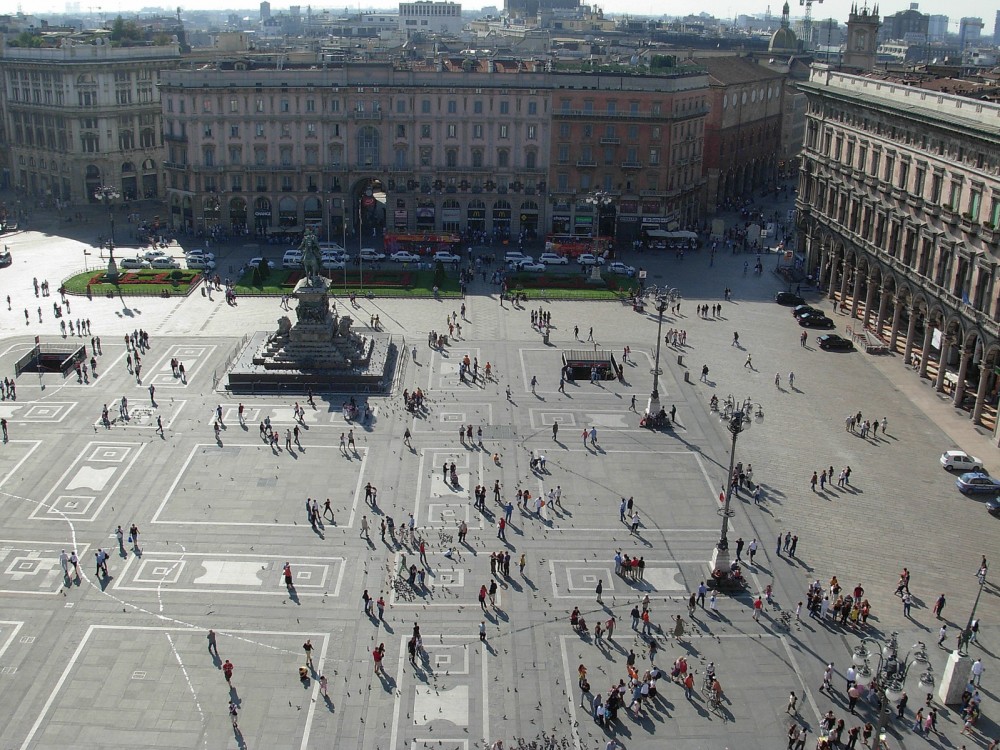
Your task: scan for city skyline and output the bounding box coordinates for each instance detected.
[17,0,1000,31]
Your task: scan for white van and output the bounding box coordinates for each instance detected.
[282,249,304,269]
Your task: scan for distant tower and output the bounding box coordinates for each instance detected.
[843,2,881,72]
[994,10,1000,45]
[260,1,271,21]
[958,17,984,49]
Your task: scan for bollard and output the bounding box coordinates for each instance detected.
[684,371,690,383]
[677,354,684,366]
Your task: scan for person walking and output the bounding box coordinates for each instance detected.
[810,472,818,492]
[223,659,235,685]
[787,691,798,715]
[552,421,559,441]
[303,639,314,667]
[933,593,946,618]
[229,700,239,729]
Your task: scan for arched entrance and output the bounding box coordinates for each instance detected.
[121,162,137,201]
[141,158,158,199]
[85,165,102,203]
[229,197,247,235]
[467,199,486,234]
[254,197,272,234]
[350,178,387,239]
[492,200,512,239]
[303,196,323,233]
[277,197,298,229]
[182,196,193,232]
[519,200,539,238]
[442,199,461,232]
[202,196,221,231]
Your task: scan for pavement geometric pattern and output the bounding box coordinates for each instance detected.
[0,196,996,749]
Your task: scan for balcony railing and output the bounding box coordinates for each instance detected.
[599,137,620,145]
[621,161,642,169]
[576,160,597,168]
[352,111,382,120]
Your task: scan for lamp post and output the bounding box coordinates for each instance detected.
[94,185,121,247]
[647,296,668,417]
[709,406,758,575]
[938,563,986,704]
[584,190,615,257]
[852,632,934,749]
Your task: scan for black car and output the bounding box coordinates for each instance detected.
[987,498,1000,517]
[791,305,820,319]
[0,249,10,268]
[798,313,835,328]
[817,334,854,351]
[775,291,806,306]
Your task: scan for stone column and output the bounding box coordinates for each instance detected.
[903,309,918,365]
[862,277,877,329]
[828,254,839,300]
[849,271,863,320]
[838,262,850,308]
[953,345,972,408]
[918,324,933,378]
[972,364,990,425]
[889,300,904,352]
[934,336,950,392]
[874,287,891,337]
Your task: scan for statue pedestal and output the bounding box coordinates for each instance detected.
[291,277,334,342]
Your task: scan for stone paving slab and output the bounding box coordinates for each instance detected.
[0,214,997,750]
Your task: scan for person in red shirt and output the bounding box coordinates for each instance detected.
[222,659,234,684]
[373,643,385,675]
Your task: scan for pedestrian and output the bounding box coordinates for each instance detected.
[938,624,948,647]
[745,353,753,369]
[320,674,329,697]
[223,659,235,685]
[787,691,797,715]
[810,471,818,491]
[303,639,314,667]
[479,620,487,642]
[748,538,758,564]
[229,700,239,729]
[361,514,370,539]
[208,629,219,657]
[596,579,603,603]
[971,658,984,686]
[552,421,558,441]
[933,593,946,618]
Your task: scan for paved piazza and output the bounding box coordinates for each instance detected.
[0,204,997,750]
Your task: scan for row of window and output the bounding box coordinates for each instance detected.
[551,169,699,194]
[808,120,995,223]
[167,94,541,117]
[557,145,664,166]
[812,102,998,174]
[173,119,537,142]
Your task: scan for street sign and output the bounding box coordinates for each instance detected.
[638,270,647,279]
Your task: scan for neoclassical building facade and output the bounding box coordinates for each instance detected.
[158,59,709,241]
[0,38,180,204]
[797,66,1000,439]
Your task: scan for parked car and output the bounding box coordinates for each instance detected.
[986,497,1000,516]
[150,257,180,269]
[940,450,984,473]
[817,334,854,351]
[322,259,346,270]
[576,253,606,266]
[433,251,462,264]
[504,250,530,264]
[517,261,546,272]
[538,252,569,265]
[956,472,1000,495]
[792,305,820,319]
[143,248,167,261]
[186,258,217,271]
[775,291,806,306]
[282,250,304,269]
[248,257,275,270]
[798,314,835,329]
[390,251,421,263]
[0,248,11,267]
[359,248,386,262]
[607,261,636,276]
[185,249,215,262]
[120,257,151,270]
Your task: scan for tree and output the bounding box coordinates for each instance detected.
[433,260,446,289]
[10,31,43,47]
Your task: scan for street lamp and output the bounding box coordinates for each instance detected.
[584,190,615,256]
[852,632,934,749]
[709,406,758,575]
[647,296,668,417]
[937,563,986,704]
[94,185,121,246]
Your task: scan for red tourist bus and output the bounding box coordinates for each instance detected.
[382,232,462,257]
[544,234,613,259]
